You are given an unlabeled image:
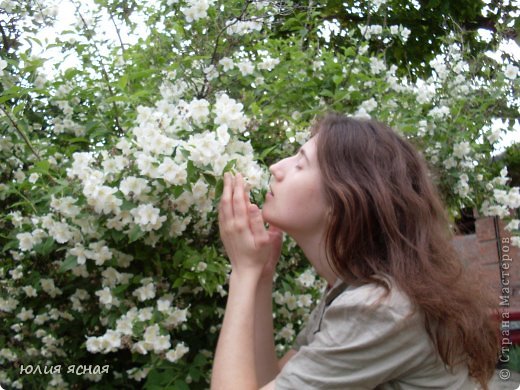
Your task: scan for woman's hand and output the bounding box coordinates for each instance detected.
[218,172,283,280]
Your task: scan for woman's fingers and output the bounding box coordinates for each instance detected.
[220,172,270,246]
[232,173,248,232]
[248,204,269,245]
[218,173,234,229]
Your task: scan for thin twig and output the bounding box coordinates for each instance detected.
[0,105,40,160]
[73,1,124,134]
[12,188,38,214]
[108,11,126,55]
[199,1,253,98]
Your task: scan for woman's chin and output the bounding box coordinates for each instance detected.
[261,207,278,226]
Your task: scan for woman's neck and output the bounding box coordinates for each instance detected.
[292,230,338,286]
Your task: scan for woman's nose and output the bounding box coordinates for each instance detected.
[269,161,283,181]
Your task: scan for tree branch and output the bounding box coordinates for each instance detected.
[73,2,125,135]
[108,11,126,55]
[0,105,40,161]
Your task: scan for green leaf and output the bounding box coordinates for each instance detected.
[34,237,55,256]
[202,173,216,186]
[119,74,128,89]
[112,283,130,295]
[260,145,278,160]
[186,160,197,181]
[32,160,50,174]
[128,225,145,243]
[59,255,78,273]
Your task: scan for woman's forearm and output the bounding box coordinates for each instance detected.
[211,272,259,390]
[255,279,279,386]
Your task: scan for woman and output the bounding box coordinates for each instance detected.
[211,113,500,389]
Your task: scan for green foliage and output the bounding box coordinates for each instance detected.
[0,0,518,388]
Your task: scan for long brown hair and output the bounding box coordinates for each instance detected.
[311,113,500,389]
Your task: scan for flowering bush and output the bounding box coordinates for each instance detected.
[0,0,519,388]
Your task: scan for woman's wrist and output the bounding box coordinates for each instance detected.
[257,273,275,290]
[229,268,262,288]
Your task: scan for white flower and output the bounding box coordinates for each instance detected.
[227,19,263,35]
[312,60,324,71]
[69,244,88,265]
[511,236,520,248]
[297,294,313,307]
[127,367,150,381]
[48,221,74,244]
[120,176,150,198]
[157,299,171,312]
[158,158,188,186]
[453,141,471,159]
[443,157,457,169]
[132,283,156,302]
[85,184,122,215]
[353,107,371,119]
[165,342,189,363]
[10,266,23,280]
[494,188,520,209]
[99,330,122,353]
[116,317,134,336]
[214,94,247,132]
[504,64,518,80]
[41,278,62,298]
[101,267,122,287]
[28,173,39,183]
[131,204,166,232]
[276,324,295,341]
[191,178,208,201]
[284,292,298,310]
[505,219,520,232]
[165,307,189,327]
[86,337,103,353]
[16,232,38,252]
[87,241,113,265]
[95,287,116,307]
[143,324,171,353]
[138,307,153,321]
[0,58,7,75]
[17,307,34,321]
[237,60,254,76]
[195,261,207,272]
[360,98,378,113]
[428,106,450,119]
[400,26,411,42]
[369,57,386,75]
[181,0,212,22]
[22,286,37,297]
[14,169,25,183]
[51,196,80,217]
[455,177,470,197]
[189,98,210,124]
[297,269,316,287]
[258,56,280,71]
[219,57,234,71]
[0,297,19,312]
[216,124,230,146]
[102,155,128,174]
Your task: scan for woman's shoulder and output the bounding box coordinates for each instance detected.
[329,273,420,323]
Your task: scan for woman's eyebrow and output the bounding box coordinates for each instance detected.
[298,147,310,163]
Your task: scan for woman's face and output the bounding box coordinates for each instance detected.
[262,136,329,237]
